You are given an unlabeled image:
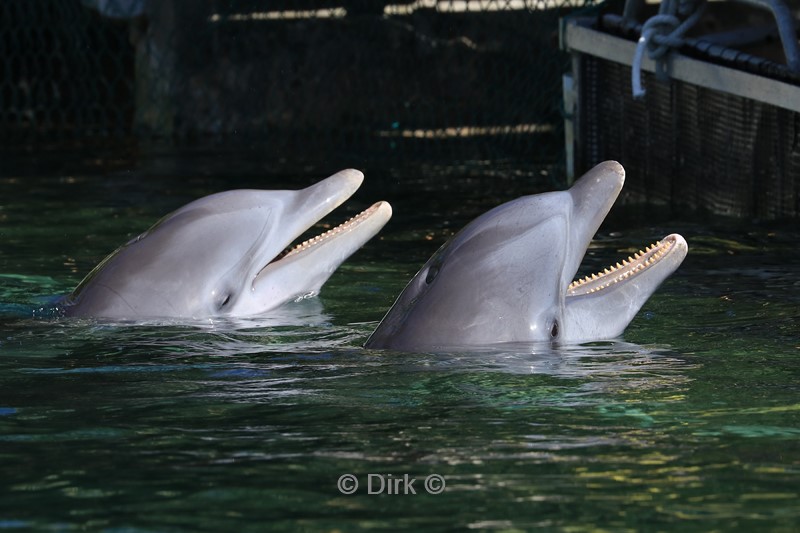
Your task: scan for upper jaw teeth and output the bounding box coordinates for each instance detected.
[567,238,676,296]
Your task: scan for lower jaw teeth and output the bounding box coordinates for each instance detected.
[270,203,380,264]
[568,238,673,294]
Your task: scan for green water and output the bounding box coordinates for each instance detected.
[1,154,798,531]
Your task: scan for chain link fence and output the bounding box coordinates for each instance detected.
[0,0,594,165]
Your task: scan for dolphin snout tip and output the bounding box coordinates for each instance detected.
[579,161,625,191]
[667,233,689,257]
[336,168,365,189]
[320,168,364,191]
[656,234,689,271]
[375,200,393,221]
[597,160,625,184]
[340,168,364,180]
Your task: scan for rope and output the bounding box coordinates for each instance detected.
[631,0,707,99]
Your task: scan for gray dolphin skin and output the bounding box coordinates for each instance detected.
[64,169,392,319]
[365,161,688,351]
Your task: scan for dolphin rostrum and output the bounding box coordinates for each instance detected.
[64,169,391,320]
[365,161,687,350]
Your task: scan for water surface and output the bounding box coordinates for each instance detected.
[0,154,798,531]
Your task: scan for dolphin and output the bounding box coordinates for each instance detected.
[365,161,688,351]
[63,169,392,320]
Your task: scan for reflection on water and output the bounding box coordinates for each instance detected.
[0,157,798,530]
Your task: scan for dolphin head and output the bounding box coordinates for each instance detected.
[65,169,392,319]
[365,161,687,350]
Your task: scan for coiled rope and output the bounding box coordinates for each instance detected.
[632,0,707,99]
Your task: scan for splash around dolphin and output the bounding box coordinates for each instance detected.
[365,161,688,351]
[63,169,391,320]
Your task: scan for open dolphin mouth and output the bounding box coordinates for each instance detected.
[268,201,390,266]
[568,234,685,297]
[247,168,392,310]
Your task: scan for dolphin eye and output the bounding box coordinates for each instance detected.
[550,320,559,338]
[425,265,440,284]
[218,293,231,309]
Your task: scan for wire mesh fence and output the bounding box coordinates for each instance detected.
[0,0,593,165]
[0,0,134,141]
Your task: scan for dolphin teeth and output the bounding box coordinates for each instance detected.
[271,202,383,264]
[567,236,678,296]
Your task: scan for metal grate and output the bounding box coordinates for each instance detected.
[577,55,800,219]
[0,0,134,142]
[0,0,592,166]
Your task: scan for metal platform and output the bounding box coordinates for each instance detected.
[561,6,800,219]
